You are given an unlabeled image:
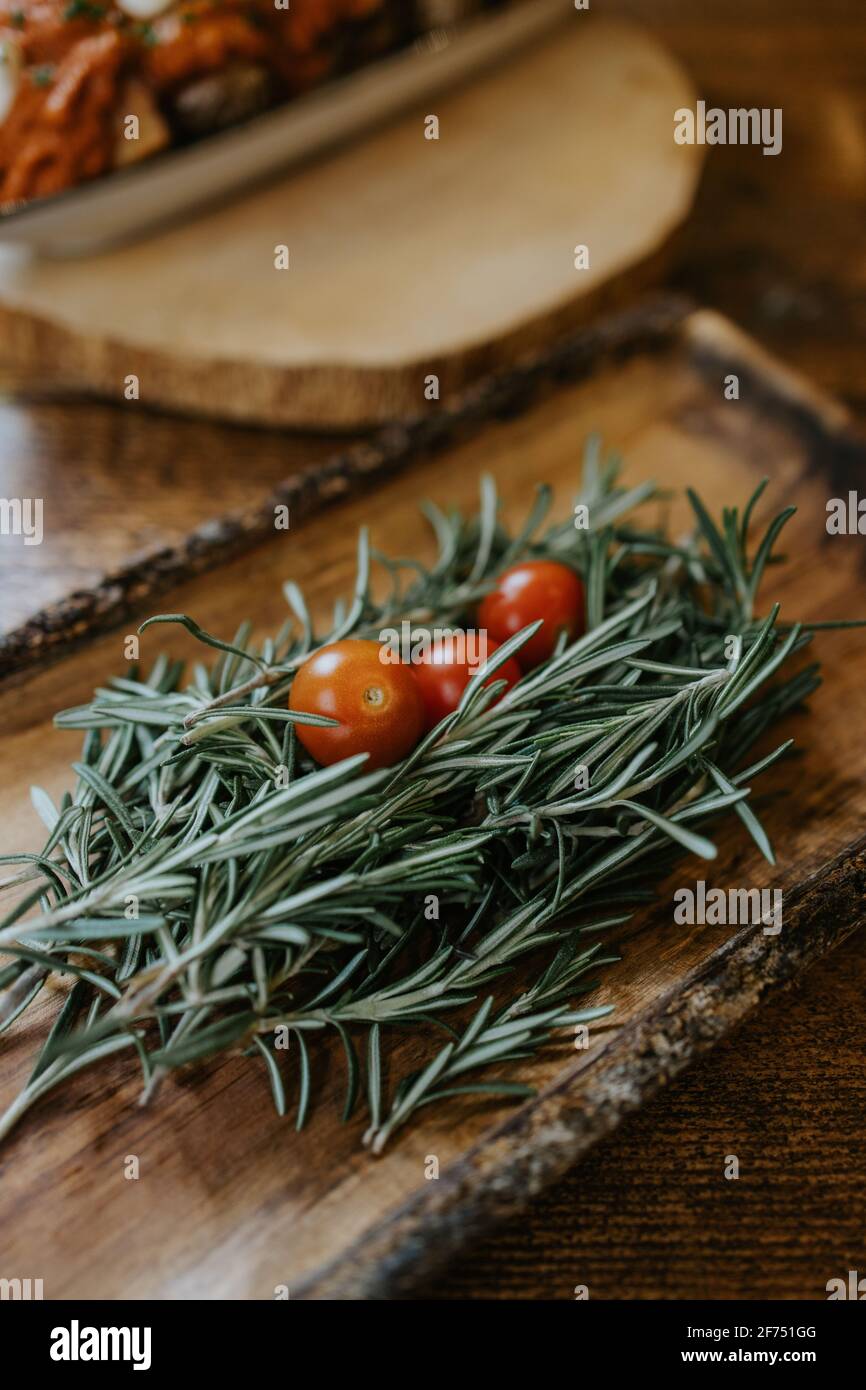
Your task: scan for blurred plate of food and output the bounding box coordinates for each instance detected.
[0,0,565,255]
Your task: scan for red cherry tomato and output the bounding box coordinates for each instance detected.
[288,639,425,770]
[478,561,585,670]
[413,635,522,730]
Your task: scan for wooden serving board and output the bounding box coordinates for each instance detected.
[0,16,702,429]
[1,308,865,1299]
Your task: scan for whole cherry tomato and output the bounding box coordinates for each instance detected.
[288,639,425,769]
[478,560,585,670]
[413,634,522,730]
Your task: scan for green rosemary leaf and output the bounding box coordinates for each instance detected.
[23,917,167,941]
[454,996,495,1054]
[29,980,90,1083]
[71,763,138,839]
[333,1021,360,1122]
[139,614,269,669]
[30,786,61,832]
[0,963,47,1031]
[151,1012,255,1066]
[747,506,797,609]
[687,486,747,603]
[732,739,795,784]
[304,949,367,1009]
[366,1023,382,1133]
[185,704,338,728]
[293,1028,311,1131]
[705,760,775,865]
[739,477,769,553]
[255,1036,287,1118]
[468,474,499,584]
[423,1082,536,1102]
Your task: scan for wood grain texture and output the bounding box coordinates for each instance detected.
[428,0,866,1301]
[0,0,862,1304]
[621,0,866,415]
[0,17,703,428]
[0,405,346,637]
[0,294,688,675]
[422,0,866,1299]
[426,926,866,1301]
[300,839,866,1299]
[1,313,865,1299]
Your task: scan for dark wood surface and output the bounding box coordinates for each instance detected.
[3,312,861,1301]
[0,0,863,1301]
[429,0,866,1300]
[428,927,866,1300]
[638,0,866,416]
[2,310,864,1300]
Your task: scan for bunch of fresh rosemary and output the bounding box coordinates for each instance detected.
[0,441,827,1150]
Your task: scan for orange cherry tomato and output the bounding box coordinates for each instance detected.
[288,639,425,770]
[413,635,522,730]
[478,560,585,670]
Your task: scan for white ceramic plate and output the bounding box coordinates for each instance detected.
[0,0,565,258]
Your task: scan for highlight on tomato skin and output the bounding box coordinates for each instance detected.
[477,560,586,670]
[413,634,522,731]
[288,638,425,770]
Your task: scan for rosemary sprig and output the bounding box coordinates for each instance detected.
[0,442,836,1149]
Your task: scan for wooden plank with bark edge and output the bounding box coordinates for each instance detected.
[0,17,703,429]
[0,294,689,681]
[1,314,865,1299]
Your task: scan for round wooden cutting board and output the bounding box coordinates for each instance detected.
[0,16,702,428]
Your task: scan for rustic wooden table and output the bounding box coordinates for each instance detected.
[429,928,866,1300]
[430,0,866,1301]
[0,0,863,1300]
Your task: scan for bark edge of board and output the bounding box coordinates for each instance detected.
[296,835,866,1298]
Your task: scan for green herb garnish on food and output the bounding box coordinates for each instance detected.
[134,20,158,45]
[64,0,108,19]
